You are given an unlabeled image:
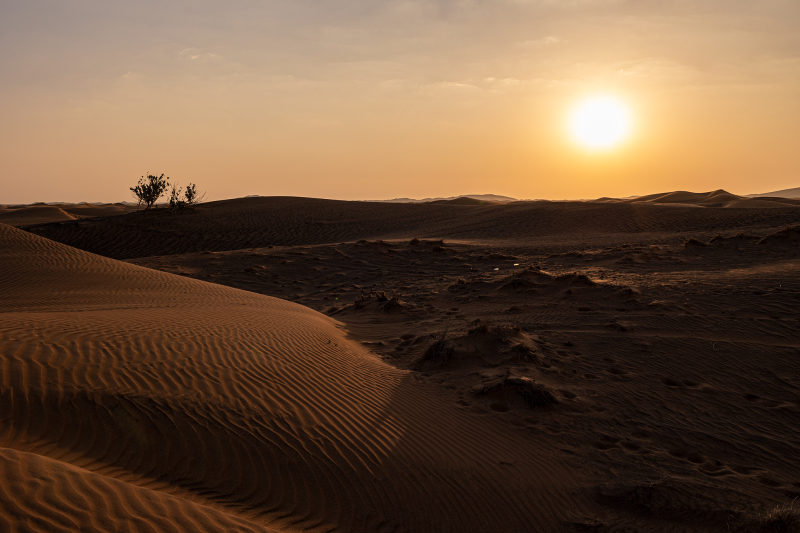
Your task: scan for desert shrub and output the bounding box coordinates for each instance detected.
[130,173,169,213]
[168,183,185,212]
[184,183,205,205]
[760,500,800,533]
[421,324,454,364]
[164,182,205,213]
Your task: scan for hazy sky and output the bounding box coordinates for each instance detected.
[2,0,799,203]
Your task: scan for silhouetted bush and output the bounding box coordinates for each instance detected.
[168,183,185,212]
[184,183,205,205]
[131,173,169,213]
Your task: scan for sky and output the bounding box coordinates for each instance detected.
[2,0,799,204]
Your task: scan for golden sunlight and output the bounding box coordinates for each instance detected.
[568,96,633,150]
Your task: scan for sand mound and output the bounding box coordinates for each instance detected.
[0,223,585,531]
[471,374,558,409]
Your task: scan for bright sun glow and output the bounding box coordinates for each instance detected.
[569,96,632,150]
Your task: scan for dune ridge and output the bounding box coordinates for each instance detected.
[25,195,800,260]
[0,203,138,228]
[0,223,589,532]
[0,206,77,227]
[621,189,800,208]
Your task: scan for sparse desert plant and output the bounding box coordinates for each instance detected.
[184,183,205,206]
[165,182,205,213]
[168,183,185,213]
[760,500,800,533]
[421,323,454,364]
[734,500,800,533]
[130,173,169,213]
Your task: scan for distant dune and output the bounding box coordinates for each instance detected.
[0,205,77,226]
[617,189,800,208]
[0,203,137,227]
[746,186,800,198]
[24,194,800,260]
[376,193,518,203]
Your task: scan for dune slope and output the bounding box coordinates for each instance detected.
[25,195,800,260]
[0,206,77,227]
[0,223,587,532]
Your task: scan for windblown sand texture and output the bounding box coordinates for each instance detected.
[5,189,800,532]
[0,223,587,532]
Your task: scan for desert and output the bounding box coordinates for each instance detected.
[1,190,798,532]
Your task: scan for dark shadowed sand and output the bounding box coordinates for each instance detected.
[2,190,800,532]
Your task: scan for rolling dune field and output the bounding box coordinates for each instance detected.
[4,192,800,532]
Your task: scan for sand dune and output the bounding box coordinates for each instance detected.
[0,206,77,226]
[0,223,591,532]
[0,448,279,533]
[0,203,138,228]
[747,186,800,199]
[6,192,800,532]
[25,194,800,260]
[620,189,800,208]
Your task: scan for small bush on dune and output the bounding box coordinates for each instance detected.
[169,182,206,213]
[168,183,184,212]
[131,174,205,214]
[130,173,169,213]
[184,183,205,206]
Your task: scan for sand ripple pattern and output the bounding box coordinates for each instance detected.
[0,223,585,532]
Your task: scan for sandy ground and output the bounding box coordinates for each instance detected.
[3,191,800,532]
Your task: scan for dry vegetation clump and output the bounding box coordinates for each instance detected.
[420,325,454,364]
[732,500,800,533]
[752,501,800,533]
[168,182,205,212]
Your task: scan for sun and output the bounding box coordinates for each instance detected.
[569,96,632,150]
